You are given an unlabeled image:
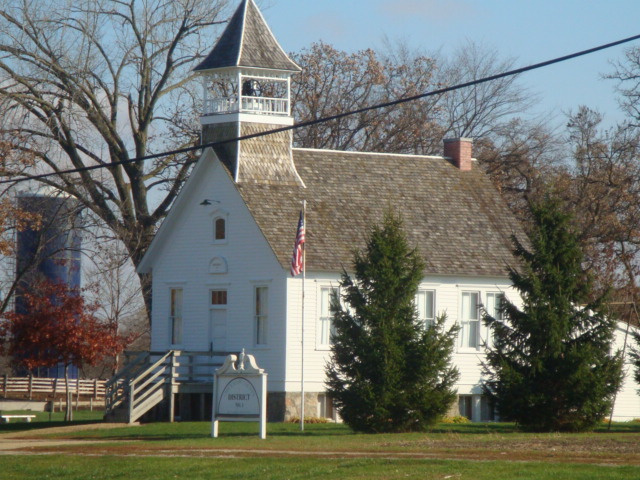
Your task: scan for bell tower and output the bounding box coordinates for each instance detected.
[194,0,303,186]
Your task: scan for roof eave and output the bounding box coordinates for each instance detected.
[137,148,219,274]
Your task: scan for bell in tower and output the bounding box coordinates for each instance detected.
[193,0,303,186]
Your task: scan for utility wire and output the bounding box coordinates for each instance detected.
[2,32,640,186]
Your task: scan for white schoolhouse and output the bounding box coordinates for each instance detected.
[126,0,640,423]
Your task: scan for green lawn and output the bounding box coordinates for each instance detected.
[0,455,639,480]
[2,419,640,479]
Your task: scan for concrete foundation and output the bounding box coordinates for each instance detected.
[264,392,323,421]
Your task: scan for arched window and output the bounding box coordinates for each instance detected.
[214,217,226,241]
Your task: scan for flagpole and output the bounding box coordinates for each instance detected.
[300,199,306,432]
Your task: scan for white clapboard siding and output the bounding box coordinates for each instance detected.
[149,156,289,390]
[284,274,516,394]
[611,324,640,421]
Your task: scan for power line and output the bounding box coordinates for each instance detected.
[2,32,640,186]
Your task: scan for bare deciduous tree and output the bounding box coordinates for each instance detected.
[607,44,640,386]
[563,107,640,298]
[290,41,444,154]
[475,118,564,219]
[291,41,535,154]
[0,0,230,322]
[608,45,640,128]
[436,41,536,139]
[478,107,640,306]
[82,233,149,375]
[0,142,83,319]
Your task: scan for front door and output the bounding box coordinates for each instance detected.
[209,308,227,351]
[209,290,228,352]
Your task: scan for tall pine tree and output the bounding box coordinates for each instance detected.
[483,197,623,431]
[326,211,459,433]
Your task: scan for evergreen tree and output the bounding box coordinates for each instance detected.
[326,211,459,433]
[630,331,640,392]
[483,197,623,432]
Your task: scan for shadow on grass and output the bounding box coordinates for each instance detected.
[102,422,354,441]
[594,421,640,434]
[428,421,640,435]
[267,423,353,436]
[0,419,103,433]
[427,422,519,434]
[0,410,107,434]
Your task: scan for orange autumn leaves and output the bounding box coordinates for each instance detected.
[0,280,129,371]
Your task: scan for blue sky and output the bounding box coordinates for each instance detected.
[259,0,640,128]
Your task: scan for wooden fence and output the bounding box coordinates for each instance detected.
[1,375,106,400]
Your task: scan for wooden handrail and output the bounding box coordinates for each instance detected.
[130,351,174,389]
[105,350,238,421]
[132,377,165,409]
[132,365,168,397]
[105,351,149,389]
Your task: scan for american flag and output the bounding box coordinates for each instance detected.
[290,210,305,276]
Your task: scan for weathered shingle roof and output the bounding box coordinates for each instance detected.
[236,149,525,277]
[194,0,300,72]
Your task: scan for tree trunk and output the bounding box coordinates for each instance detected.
[139,271,153,327]
[128,233,154,328]
[64,365,73,422]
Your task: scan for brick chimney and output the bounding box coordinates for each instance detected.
[443,138,473,171]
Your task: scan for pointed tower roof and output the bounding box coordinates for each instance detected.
[194,0,300,73]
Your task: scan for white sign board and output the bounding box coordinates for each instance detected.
[212,350,267,439]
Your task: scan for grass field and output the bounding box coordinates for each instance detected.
[1,416,640,479]
[2,455,640,480]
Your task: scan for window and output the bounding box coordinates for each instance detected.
[317,393,335,420]
[459,395,473,420]
[460,292,480,349]
[214,217,226,241]
[415,290,435,328]
[480,395,496,421]
[255,286,268,345]
[485,293,504,320]
[318,287,338,347]
[170,288,183,345]
[484,292,504,348]
[211,290,227,305]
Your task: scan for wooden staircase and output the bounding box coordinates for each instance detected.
[104,350,229,423]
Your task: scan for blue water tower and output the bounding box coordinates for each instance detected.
[14,194,83,378]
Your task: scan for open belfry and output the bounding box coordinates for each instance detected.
[194,0,303,186]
